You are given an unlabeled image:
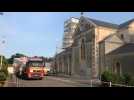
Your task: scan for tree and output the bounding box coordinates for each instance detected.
[7,53,26,64]
[0,56,8,85]
[0,56,8,70]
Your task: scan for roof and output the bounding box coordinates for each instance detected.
[99,34,116,43]
[85,17,119,29]
[99,33,124,43]
[107,43,134,55]
[56,47,72,57]
[119,18,134,28]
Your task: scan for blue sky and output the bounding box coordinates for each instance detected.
[1,12,134,58]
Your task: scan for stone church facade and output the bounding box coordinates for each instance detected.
[54,15,134,79]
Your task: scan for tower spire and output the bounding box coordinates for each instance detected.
[81,12,84,16]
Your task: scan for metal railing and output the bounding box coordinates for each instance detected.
[81,79,134,87]
[101,81,134,87]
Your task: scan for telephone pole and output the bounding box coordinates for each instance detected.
[0,13,4,70]
[0,37,5,70]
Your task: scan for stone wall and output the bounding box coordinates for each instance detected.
[96,26,117,43]
[106,54,134,77]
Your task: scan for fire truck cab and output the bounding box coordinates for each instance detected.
[23,57,45,80]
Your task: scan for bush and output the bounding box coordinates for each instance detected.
[122,73,131,85]
[117,75,124,84]
[0,71,7,81]
[0,69,8,77]
[101,71,134,86]
[101,71,113,82]
[128,79,134,86]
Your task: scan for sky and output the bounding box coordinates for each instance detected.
[1,12,134,58]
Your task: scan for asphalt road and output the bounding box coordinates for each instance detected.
[7,75,92,87]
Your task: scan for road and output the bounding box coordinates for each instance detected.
[7,75,92,87]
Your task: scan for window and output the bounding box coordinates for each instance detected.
[81,39,86,60]
[121,34,124,39]
[114,62,121,75]
[27,61,44,67]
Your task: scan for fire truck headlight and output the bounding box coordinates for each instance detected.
[30,69,33,72]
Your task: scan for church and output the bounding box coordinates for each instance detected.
[54,14,134,80]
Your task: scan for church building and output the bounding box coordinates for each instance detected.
[54,14,134,79]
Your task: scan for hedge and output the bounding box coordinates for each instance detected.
[101,71,134,86]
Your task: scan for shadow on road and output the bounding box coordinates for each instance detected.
[16,75,43,81]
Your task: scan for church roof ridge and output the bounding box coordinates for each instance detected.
[84,17,119,29]
[107,43,134,55]
[119,18,134,28]
[99,33,119,43]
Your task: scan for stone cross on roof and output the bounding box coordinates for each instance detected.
[81,12,84,16]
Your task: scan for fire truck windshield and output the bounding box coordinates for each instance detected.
[28,61,44,67]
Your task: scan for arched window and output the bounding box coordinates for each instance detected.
[114,62,121,75]
[81,39,86,61]
[121,34,124,40]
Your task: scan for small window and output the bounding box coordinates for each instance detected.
[81,39,86,60]
[121,34,124,39]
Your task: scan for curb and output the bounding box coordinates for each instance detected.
[3,81,8,87]
[3,76,10,87]
[53,75,101,86]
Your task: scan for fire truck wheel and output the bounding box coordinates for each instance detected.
[39,78,43,80]
[23,74,28,80]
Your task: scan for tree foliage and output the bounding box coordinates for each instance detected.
[7,53,26,64]
[0,56,8,83]
[7,53,53,64]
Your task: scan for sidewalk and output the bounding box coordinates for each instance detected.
[54,73,101,86]
[4,74,17,87]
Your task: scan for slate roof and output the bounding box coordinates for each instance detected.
[107,43,134,55]
[119,18,134,28]
[85,17,119,29]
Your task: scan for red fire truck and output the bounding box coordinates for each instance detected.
[14,57,45,80]
[23,57,45,80]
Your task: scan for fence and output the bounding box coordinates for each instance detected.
[101,81,134,87]
[85,79,134,87]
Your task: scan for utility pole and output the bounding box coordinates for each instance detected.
[0,13,4,70]
[0,39,5,70]
[54,46,58,75]
[0,55,3,69]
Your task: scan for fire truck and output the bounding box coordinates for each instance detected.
[13,56,45,80]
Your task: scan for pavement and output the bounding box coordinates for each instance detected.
[3,73,101,87]
[4,74,17,87]
[52,73,101,86]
